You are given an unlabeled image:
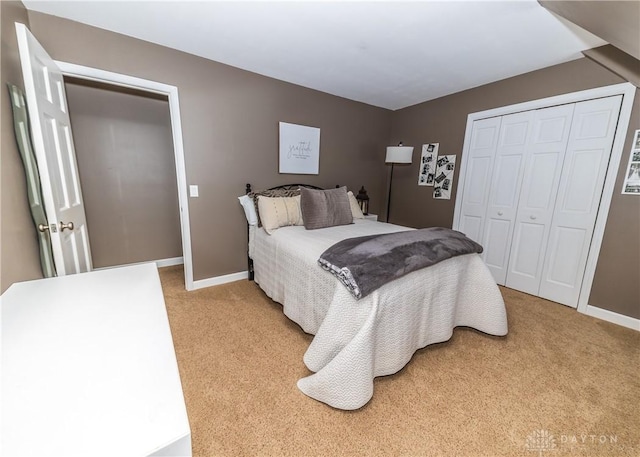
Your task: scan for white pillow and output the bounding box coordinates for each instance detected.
[257,195,303,234]
[238,194,258,226]
[347,191,365,219]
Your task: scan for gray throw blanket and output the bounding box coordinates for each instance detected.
[318,227,483,299]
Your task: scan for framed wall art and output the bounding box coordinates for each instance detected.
[621,129,640,194]
[279,122,320,175]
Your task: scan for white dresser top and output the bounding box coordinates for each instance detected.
[1,263,191,456]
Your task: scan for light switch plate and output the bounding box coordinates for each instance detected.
[189,185,199,198]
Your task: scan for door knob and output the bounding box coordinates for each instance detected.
[59,221,74,231]
[37,223,49,233]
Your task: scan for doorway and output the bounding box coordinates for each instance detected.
[56,61,194,290]
[64,77,183,270]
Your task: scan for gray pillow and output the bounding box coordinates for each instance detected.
[300,186,353,230]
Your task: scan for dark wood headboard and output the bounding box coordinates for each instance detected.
[245,183,326,194]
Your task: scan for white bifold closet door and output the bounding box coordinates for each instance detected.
[504,104,575,293]
[457,116,502,244]
[465,95,622,308]
[482,110,536,284]
[538,95,622,306]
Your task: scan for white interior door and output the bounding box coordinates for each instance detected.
[457,117,502,244]
[505,104,575,294]
[16,23,92,275]
[539,95,622,307]
[481,111,533,284]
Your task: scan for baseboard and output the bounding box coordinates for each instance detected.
[94,257,184,271]
[192,271,248,290]
[155,257,184,268]
[582,305,640,331]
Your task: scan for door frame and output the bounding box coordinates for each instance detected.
[55,61,194,291]
[453,82,636,314]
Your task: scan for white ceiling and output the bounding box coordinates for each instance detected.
[22,0,606,110]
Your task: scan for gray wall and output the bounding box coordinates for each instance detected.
[2,5,637,320]
[389,58,639,319]
[1,1,42,292]
[24,10,392,282]
[590,94,640,318]
[64,79,182,268]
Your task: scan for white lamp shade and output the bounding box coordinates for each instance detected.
[385,146,414,164]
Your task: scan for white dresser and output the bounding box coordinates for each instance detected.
[0,263,191,456]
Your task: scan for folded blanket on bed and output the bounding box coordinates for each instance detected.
[318,227,483,299]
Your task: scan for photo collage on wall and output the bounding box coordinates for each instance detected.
[418,143,438,186]
[417,142,457,199]
[622,129,640,195]
[433,155,456,200]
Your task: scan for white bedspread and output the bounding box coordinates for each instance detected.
[250,219,508,410]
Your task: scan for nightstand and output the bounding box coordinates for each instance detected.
[364,214,378,221]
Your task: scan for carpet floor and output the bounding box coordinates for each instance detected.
[158,266,639,457]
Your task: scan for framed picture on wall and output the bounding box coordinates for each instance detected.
[622,129,640,195]
[279,122,320,175]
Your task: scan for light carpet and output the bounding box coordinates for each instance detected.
[158,266,639,457]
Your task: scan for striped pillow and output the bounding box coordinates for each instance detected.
[248,187,301,227]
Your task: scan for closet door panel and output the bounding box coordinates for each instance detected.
[539,95,622,307]
[458,117,501,244]
[542,226,585,287]
[460,156,492,242]
[483,219,512,272]
[511,222,546,275]
[505,104,574,294]
[482,112,532,284]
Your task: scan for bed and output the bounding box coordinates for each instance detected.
[241,184,508,410]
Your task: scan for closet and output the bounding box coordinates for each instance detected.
[457,95,623,308]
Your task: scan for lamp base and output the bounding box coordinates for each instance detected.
[386,163,395,223]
